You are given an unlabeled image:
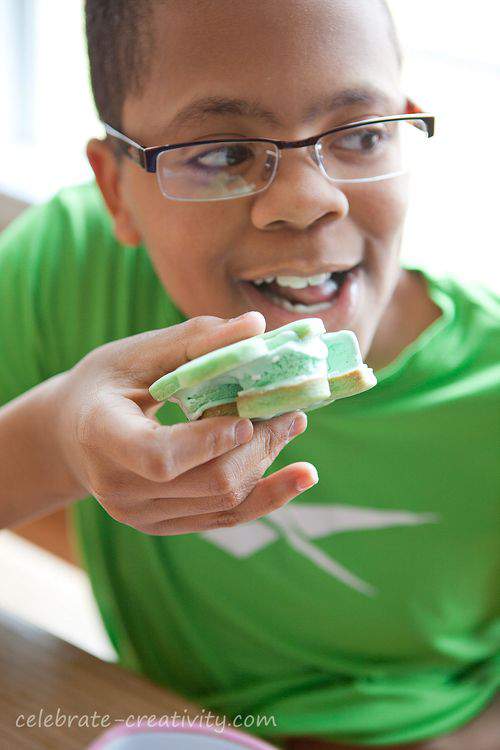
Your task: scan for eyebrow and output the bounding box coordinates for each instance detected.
[166,86,395,133]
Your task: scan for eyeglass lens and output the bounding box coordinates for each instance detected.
[155,119,429,201]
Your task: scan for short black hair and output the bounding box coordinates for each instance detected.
[85,0,159,129]
[85,0,402,130]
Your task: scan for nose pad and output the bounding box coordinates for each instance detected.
[290,144,323,169]
[312,142,329,174]
[262,147,280,183]
[276,143,324,174]
[310,143,323,169]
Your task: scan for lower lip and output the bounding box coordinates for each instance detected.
[239,265,362,331]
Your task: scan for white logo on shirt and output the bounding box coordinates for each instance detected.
[201,504,439,596]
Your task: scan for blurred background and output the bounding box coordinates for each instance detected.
[1,0,500,284]
[0,0,499,659]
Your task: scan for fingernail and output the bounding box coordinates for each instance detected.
[296,464,319,492]
[234,418,253,445]
[228,311,265,324]
[287,412,307,440]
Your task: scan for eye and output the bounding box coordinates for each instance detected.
[190,143,255,170]
[332,125,391,153]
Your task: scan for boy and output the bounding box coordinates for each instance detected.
[1,0,499,747]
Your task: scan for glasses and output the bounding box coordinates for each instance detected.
[103,105,434,202]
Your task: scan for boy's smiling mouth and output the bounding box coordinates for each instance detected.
[237,262,363,330]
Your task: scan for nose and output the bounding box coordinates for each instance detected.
[250,144,349,232]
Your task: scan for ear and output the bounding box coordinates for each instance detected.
[405,98,421,115]
[86,138,142,247]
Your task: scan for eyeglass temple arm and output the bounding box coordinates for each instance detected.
[103,123,148,168]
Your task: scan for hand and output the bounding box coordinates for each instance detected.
[55,312,318,535]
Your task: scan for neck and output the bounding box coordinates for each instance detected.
[367,267,442,372]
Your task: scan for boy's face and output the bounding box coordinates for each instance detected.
[100,0,407,357]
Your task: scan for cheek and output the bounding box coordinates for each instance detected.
[121,169,246,315]
[347,179,410,308]
[347,177,409,241]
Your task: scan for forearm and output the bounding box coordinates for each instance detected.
[0,373,87,528]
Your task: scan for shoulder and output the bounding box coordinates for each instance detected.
[0,182,160,372]
[0,182,123,287]
[412,265,500,336]
[436,272,500,319]
[434,272,500,347]
[423,270,500,387]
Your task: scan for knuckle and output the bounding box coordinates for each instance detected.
[209,511,239,530]
[142,427,179,481]
[89,474,130,508]
[261,422,287,455]
[143,449,173,482]
[188,315,221,336]
[205,427,228,457]
[218,491,244,511]
[183,316,227,359]
[143,520,183,537]
[207,464,238,495]
[88,478,113,502]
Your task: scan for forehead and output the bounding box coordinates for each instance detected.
[124,0,401,141]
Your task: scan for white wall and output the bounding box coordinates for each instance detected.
[389,0,500,287]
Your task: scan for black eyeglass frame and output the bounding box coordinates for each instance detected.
[103,111,435,174]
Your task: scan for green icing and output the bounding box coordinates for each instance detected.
[262,318,325,341]
[149,337,266,400]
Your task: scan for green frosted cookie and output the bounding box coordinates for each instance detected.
[149,336,268,401]
[149,318,376,420]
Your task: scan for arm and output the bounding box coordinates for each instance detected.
[1,315,315,533]
[0,372,86,528]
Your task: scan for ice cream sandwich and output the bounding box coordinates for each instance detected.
[149,318,376,420]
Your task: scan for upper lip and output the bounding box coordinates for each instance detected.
[238,262,360,282]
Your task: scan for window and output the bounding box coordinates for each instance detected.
[0,0,99,202]
[389,0,500,286]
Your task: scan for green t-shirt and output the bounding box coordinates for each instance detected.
[0,182,499,747]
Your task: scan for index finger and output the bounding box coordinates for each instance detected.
[122,311,266,387]
[84,394,255,482]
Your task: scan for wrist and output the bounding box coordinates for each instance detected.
[40,371,89,503]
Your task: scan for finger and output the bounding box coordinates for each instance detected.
[118,311,266,386]
[80,394,255,482]
[136,462,319,535]
[96,409,307,500]
[126,454,311,522]
[135,410,308,498]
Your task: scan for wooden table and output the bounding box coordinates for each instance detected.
[0,609,202,749]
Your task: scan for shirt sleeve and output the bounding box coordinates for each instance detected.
[0,184,112,408]
[0,199,56,407]
[0,182,152,410]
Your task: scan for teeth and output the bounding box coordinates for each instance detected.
[267,291,334,313]
[275,272,331,289]
[252,272,333,288]
[275,275,308,289]
[306,272,331,286]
